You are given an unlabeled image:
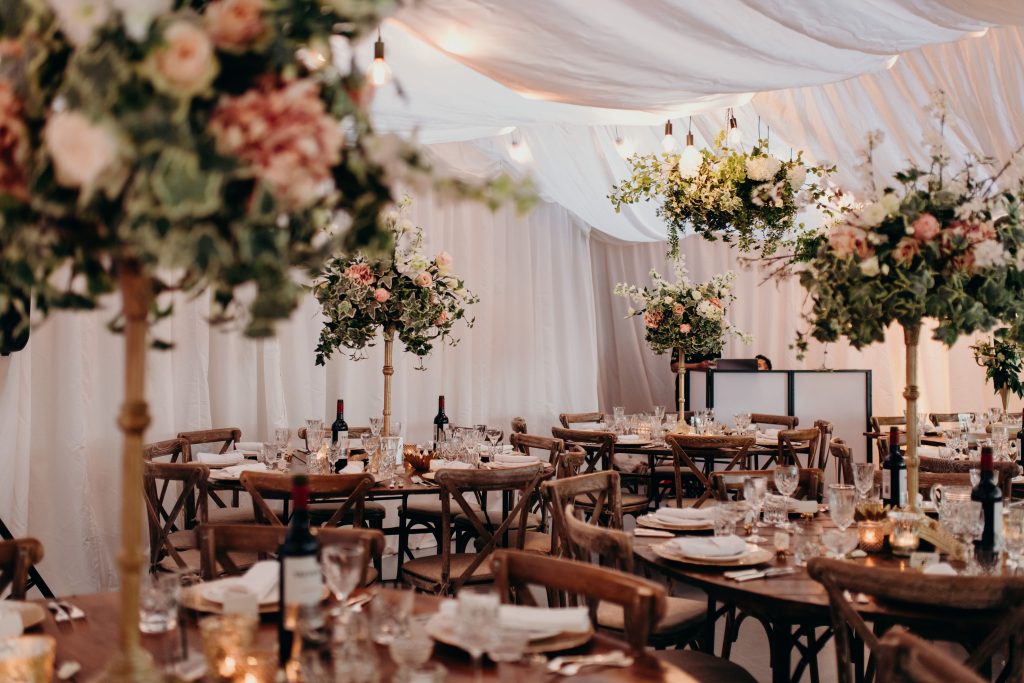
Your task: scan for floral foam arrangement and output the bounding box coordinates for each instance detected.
[315,199,477,365]
[614,256,751,357]
[609,132,834,256]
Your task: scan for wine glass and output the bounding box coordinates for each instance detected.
[774,464,799,499]
[653,405,666,421]
[389,619,435,680]
[323,544,366,617]
[382,436,402,488]
[485,429,502,457]
[363,436,382,474]
[274,427,291,454]
[822,528,859,559]
[852,463,875,501]
[457,588,499,681]
[369,417,383,437]
[743,477,768,543]
[828,484,857,531]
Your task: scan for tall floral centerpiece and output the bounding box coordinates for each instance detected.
[615,257,750,427]
[793,92,1024,510]
[315,201,477,435]
[610,131,834,256]
[971,332,1024,415]
[0,2,523,678]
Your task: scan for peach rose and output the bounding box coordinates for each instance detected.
[146,20,218,97]
[678,323,691,333]
[414,272,433,288]
[892,237,921,265]
[643,311,663,329]
[828,224,873,259]
[707,297,722,309]
[373,288,390,303]
[436,310,448,325]
[672,303,685,316]
[435,251,453,274]
[344,263,374,286]
[205,0,267,51]
[912,213,941,241]
[43,110,119,189]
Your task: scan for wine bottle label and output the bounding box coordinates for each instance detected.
[897,469,907,506]
[882,471,890,500]
[993,501,1004,543]
[283,556,322,606]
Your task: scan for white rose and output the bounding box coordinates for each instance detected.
[691,290,703,301]
[786,165,807,189]
[48,0,111,48]
[859,256,880,277]
[111,0,170,42]
[879,193,901,215]
[44,110,119,188]
[859,202,888,227]
[973,240,1009,269]
[745,155,783,182]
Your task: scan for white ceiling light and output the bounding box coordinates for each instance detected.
[661,120,677,153]
[613,127,634,158]
[677,118,702,178]
[367,29,393,86]
[508,130,532,163]
[726,110,742,147]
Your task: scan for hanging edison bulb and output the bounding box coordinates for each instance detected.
[367,30,392,86]
[661,120,677,153]
[726,113,742,148]
[677,130,702,178]
[613,127,634,158]
[508,130,532,163]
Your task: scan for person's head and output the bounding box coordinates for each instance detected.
[755,354,772,371]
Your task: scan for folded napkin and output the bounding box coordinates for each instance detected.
[917,445,944,457]
[760,428,780,438]
[500,444,515,453]
[195,451,245,466]
[617,434,642,443]
[209,462,267,480]
[573,422,604,431]
[633,528,674,538]
[0,606,23,639]
[671,535,747,558]
[922,562,957,576]
[439,602,589,635]
[201,559,279,604]
[494,453,539,465]
[234,442,263,454]
[654,507,718,523]
[429,459,473,471]
[337,461,365,475]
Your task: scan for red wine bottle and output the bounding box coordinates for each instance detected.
[881,426,907,508]
[433,395,449,442]
[331,399,348,445]
[278,475,322,667]
[972,445,1003,568]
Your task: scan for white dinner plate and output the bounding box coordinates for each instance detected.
[651,541,774,567]
[637,514,714,532]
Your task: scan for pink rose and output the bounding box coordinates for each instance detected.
[912,213,941,241]
[205,0,267,51]
[678,323,691,333]
[672,303,684,315]
[414,272,433,287]
[43,110,119,189]
[344,263,375,286]
[707,297,722,309]
[435,251,453,273]
[436,310,448,325]
[643,311,663,329]
[373,287,390,303]
[147,20,218,97]
[828,224,873,259]
[892,237,921,265]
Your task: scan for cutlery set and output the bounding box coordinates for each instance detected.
[546,651,634,676]
[723,567,797,582]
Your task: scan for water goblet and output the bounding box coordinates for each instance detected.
[382,436,402,488]
[274,427,291,452]
[323,544,366,617]
[457,588,499,682]
[852,463,875,501]
[828,484,856,531]
[369,417,383,437]
[653,405,666,421]
[774,464,799,500]
[389,620,435,682]
[485,428,502,451]
[743,477,768,542]
[822,527,859,559]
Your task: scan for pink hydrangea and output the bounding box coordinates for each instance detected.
[209,79,344,209]
[911,213,941,241]
[344,263,374,286]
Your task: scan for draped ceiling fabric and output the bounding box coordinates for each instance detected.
[3,1,1024,593]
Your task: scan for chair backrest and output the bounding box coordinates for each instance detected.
[829,438,854,486]
[559,412,604,428]
[510,433,565,469]
[197,524,384,581]
[0,538,44,599]
[870,416,905,460]
[510,417,528,435]
[779,428,822,468]
[551,427,615,474]
[544,472,624,557]
[875,627,986,683]
[752,413,798,429]
[927,413,962,428]
[880,463,1017,501]
[144,438,189,463]
[491,549,665,653]
[240,472,375,528]
[711,468,823,502]
[143,461,211,571]
[808,557,1024,683]
[813,420,833,471]
[666,433,755,507]
[435,464,547,593]
[560,504,635,572]
[177,428,242,460]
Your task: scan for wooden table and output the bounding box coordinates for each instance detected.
[633,522,1004,683]
[33,590,703,682]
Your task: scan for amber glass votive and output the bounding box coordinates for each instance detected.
[857,521,885,553]
[199,614,258,681]
[888,511,920,556]
[0,635,56,682]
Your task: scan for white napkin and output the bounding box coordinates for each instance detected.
[201,559,279,604]
[573,422,604,431]
[195,451,245,466]
[922,562,957,576]
[0,607,23,639]
[209,462,267,480]
[338,461,365,475]
[500,444,515,453]
[494,453,539,465]
[617,434,642,443]
[917,445,944,457]
[671,535,747,558]
[439,602,589,635]
[429,459,473,471]
[756,428,780,446]
[234,442,263,454]
[654,507,718,523]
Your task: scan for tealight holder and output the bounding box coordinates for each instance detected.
[233,649,278,683]
[199,614,258,681]
[857,521,885,553]
[888,511,921,556]
[0,635,56,683]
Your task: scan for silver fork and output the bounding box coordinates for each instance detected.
[549,652,634,676]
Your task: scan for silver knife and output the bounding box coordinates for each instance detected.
[734,567,797,582]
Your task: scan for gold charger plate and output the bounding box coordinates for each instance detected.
[181,585,330,615]
[5,601,46,629]
[426,613,593,654]
[637,514,714,532]
[651,541,774,568]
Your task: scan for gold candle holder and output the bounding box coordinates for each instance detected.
[0,635,56,682]
[857,521,885,553]
[199,614,258,681]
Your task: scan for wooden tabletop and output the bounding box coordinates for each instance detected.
[32,590,702,682]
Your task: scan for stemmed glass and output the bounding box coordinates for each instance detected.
[653,405,666,422]
[773,465,799,528]
[743,477,768,543]
[306,419,323,449]
[485,429,502,458]
[734,413,752,434]
[322,544,366,617]
[363,436,382,474]
[852,463,875,501]
[274,427,291,456]
[957,501,985,575]
[457,588,499,682]
[382,436,402,488]
[1004,506,1024,571]
[369,417,383,437]
[828,484,857,531]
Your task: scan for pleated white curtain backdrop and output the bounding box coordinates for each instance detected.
[0,194,598,594]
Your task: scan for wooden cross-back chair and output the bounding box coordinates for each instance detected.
[777,428,823,469]
[177,428,242,459]
[559,412,604,428]
[510,433,564,467]
[711,468,823,503]
[239,471,375,528]
[401,464,546,595]
[808,557,1024,683]
[829,438,854,486]
[875,628,987,683]
[666,434,755,508]
[544,471,626,548]
[870,416,906,460]
[510,416,528,435]
[752,413,798,430]
[143,460,210,572]
[551,427,614,474]
[928,412,964,427]
[0,538,44,600]
[812,420,833,471]
[197,524,384,582]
